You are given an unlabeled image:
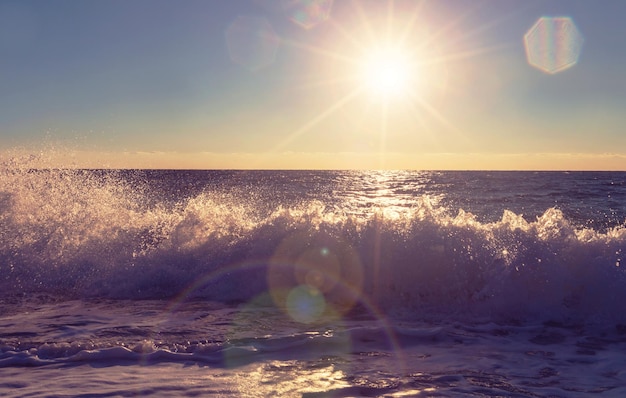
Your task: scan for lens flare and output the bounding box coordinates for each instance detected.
[268,230,364,322]
[286,285,326,323]
[286,0,333,30]
[524,16,584,74]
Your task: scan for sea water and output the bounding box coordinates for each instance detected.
[1,169,626,397]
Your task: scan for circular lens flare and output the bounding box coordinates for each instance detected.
[267,231,364,322]
[286,285,326,324]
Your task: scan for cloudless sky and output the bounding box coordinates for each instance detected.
[1,0,625,169]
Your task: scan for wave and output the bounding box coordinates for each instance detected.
[1,169,626,324]
[0,322,450,368]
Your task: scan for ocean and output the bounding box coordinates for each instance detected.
[1,169,625,397]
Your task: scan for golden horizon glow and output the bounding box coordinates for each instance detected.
[4,148,626,171]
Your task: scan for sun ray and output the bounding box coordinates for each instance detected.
[280,37,358,65]
[351,0,376,46]
[327,17,370,54]
[398,0,427,47]
[386,0,395,43]
[417,1,526,62]
[460,1,539,43]
[378,96,390,169]
[271,88,363,154]
[407,92,468,145]
[435,2,490,42]
[418,42,512,67]
[288,74,356,92]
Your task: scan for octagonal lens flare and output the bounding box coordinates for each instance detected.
[285,0,333,29]
[524,16,583,74]
[225,16,280,71]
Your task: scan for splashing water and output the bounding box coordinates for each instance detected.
[2,168,626,325]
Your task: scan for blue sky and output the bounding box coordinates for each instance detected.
[1,0,625,169]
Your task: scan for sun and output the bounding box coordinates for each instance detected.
[269,0,476,160]
[360,47,417,98]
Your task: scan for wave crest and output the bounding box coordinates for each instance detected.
[1,169,625,323]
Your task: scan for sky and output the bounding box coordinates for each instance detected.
[0,0,625,170]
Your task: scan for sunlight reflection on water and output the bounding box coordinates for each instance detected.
[235,361,349,396]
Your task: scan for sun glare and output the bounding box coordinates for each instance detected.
[361,48,415,97]
[270,0,479,163]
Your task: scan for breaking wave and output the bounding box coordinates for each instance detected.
[1,168,626,324]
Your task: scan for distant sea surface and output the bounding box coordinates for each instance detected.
[1,169,626,397]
